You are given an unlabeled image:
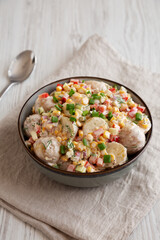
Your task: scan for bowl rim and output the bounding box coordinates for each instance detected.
[18,76,153,178]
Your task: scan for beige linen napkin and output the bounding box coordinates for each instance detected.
[0,35,159,240]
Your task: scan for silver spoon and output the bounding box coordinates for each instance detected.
[0,50,36,100]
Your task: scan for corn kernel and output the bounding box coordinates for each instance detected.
[66,98,74,103]
[90,141,98,148]
[77,142,86,151]
[79,160,85,166]
[54,130,58,135]
[56,86,62,91]
[52,110,61,116]
[87,166,94,173]
[110,154,115,162]
[63,83,70,91]
[81,97,89,105]
[86,134,93,142]
[79,130,83,137]
[78,87,86,94]
[75,109,82,118]
[74,84,80,90]
[57,137,62,142]
[112,107,119,112]
[119,122,125,128]
[99,136,105,142]
[103,131,110,139]
[61,156,68,162]
[76,121,82,127]
[73,141,78,146]
[73,161,78,165]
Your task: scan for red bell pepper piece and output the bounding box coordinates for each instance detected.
[38,93,49,99]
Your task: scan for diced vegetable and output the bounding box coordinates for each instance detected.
[83,138,88,146]
[38,93,49,99]
[66,104,75,110]
[86,90,91,94]
[89,98,95,105]
[96,158,104,167]
[107,112,113,120]
[51,116,58,122]
[92,94,101,100]
[128,107,137,118]
[109,88,116,93]
[69,109,75,115]
[70,117,76,122]
[98,143,106,150]
[60,145,66,154]
[70,79,79,84]
[100,93,105,96]
[82,110,89,116]
[69,89,75,97]
[99,113,106,119]
[137,105,145,113]
[57,83,63,88]
[55,105,62,111]
[76,165,86,173]
[103,155,111,163]
[135,112,142,121]
[89,155,97,164]
[67,164,76,172]
[53,96,58,102]
[91,110,99,117]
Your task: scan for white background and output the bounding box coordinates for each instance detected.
[0,0,160,239]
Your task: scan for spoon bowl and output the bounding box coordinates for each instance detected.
[0,50,36,99]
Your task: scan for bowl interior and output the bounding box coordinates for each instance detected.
[18,76,153,176]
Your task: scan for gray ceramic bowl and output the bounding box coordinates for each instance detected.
[18,76,153,187]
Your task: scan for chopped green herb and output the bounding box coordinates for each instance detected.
[67,138,74,149]
[83,138,88,146]
[98,143,106,150]
[75,104,82,110]
[135,112,142,121]
[86,90,91,94]
[58,103,63,107]
[82,80,85,83]
[133,120,138,124]
[70,117,76,122]
[69,109,75,115]
[89,98,95,105]
[55,105,62,111]
[100,93,105,96]
[107,112,113,120]
[82,110,89,116]
[60,145,66,154]
[53,96,58,103]
[42,143,46,149]
[92,93,101,100]
[24,127,28,130]
[99,113,106,119]
[91,110,99,117]
[65,125,73,136]
[103,155,111,163]
[69,89,75,97]
[51,116,58,123]
[66,104,75,110]
[46,140,52,148]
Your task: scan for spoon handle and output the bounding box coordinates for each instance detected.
[0,82,16,100]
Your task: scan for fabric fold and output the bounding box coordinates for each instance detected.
[0,35,159,240]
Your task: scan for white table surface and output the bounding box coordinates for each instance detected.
[0,0,160,239]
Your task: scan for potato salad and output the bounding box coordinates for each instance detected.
[24,79,151,173]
